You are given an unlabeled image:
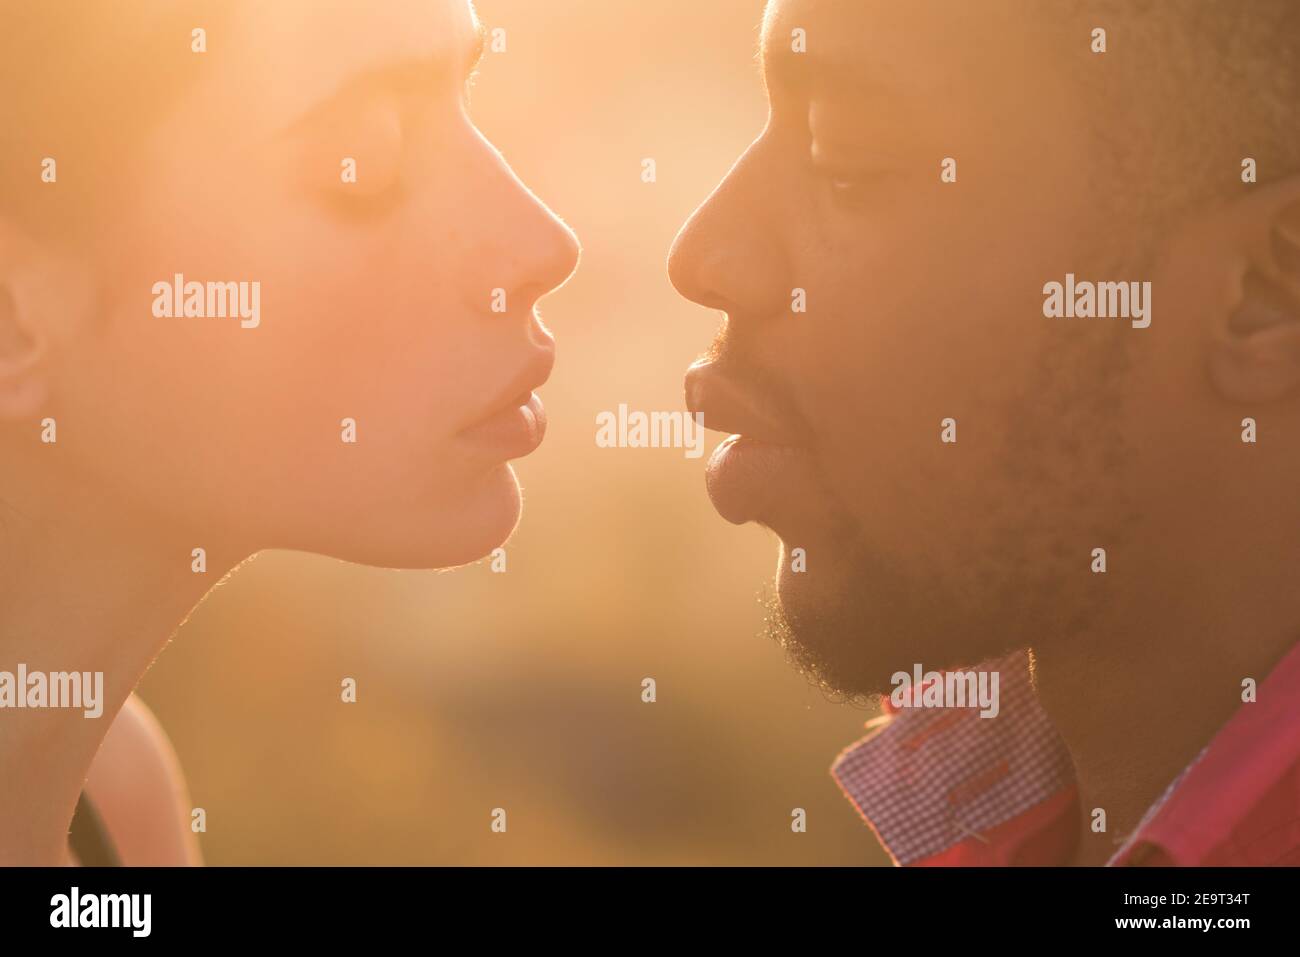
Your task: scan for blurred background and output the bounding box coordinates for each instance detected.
[138,0,889,865]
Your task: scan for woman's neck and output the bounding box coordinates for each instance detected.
[0,483,236,864]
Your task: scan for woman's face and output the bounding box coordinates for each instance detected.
[51,0,579,567]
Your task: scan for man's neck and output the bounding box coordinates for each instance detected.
[1030,574,1299,867]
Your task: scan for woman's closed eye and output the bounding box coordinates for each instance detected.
[304,97,408,223]
[323,170,407,222]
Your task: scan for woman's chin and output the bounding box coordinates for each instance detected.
[428,463,526,566]
[312,463,525,570]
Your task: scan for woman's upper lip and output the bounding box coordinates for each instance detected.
[463,346,556,430]
[684,359,805,446]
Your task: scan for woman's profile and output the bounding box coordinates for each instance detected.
[0,0,579,865]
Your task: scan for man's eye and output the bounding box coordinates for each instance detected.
[814,165,884,210]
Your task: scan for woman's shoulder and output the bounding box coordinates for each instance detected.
[83,693,203,866]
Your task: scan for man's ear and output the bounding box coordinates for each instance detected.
[1203,177,1300,403]
[0,222,92,420]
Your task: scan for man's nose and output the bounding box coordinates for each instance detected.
[667,139,788,321]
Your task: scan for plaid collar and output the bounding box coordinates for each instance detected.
[831,644,1300,866]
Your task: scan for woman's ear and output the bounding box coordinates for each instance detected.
[0,222,96,421]
[0,258,50,420]
[1206,182,1300,403]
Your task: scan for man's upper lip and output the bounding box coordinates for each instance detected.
[464,346,555,429]
[684,359,804,446]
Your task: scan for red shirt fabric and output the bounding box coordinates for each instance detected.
[830,644,1300,866]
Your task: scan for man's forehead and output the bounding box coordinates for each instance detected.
[763,0,1027,41]
[762,0,913,96]
[761,0,851,67]
[763,0,843,44]
[761,0,1027,97]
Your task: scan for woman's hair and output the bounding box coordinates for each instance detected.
[0,2,221,246]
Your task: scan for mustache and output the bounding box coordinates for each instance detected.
[696,322,815,439]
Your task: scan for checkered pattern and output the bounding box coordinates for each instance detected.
[831,652,1074,866]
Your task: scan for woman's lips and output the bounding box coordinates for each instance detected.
[458,391,547,459]
[705,433,817,526]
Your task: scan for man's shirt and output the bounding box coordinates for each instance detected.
[830,643,1300,866]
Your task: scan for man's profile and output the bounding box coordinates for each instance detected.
[671,0,1300,865]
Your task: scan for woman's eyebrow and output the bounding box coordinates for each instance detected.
[464,18,488,79]
[280,26,487,135]
[344,24,487,99]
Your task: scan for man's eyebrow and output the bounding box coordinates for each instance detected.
[762,45,870,99]
[758,19,887,101]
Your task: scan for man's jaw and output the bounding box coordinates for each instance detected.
[764,540,1035,704]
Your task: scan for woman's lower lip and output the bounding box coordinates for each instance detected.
[704,433,815,525]
[458,392,547,459]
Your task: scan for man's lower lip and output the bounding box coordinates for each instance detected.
[458,392,546,458]
[704,434,813,524]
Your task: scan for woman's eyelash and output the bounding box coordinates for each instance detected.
[323,177,407,221]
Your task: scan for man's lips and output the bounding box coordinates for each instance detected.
[684,359,817,526]
[703,434,812,525]
[684,359,804,446]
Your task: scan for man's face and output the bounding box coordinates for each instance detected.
[670,0,1176,696]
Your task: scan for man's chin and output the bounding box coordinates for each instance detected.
[768,542,1023,703]
[767,557,899,703]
